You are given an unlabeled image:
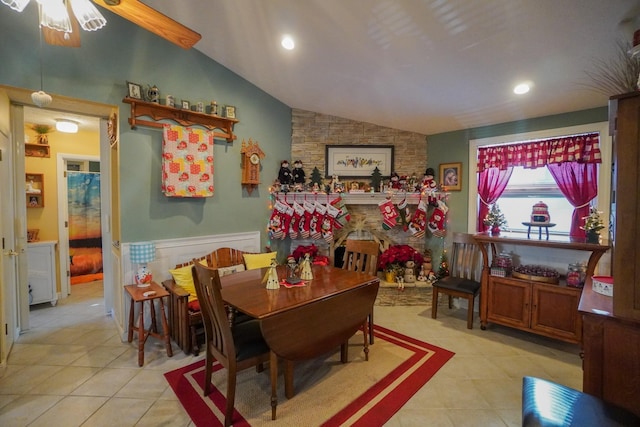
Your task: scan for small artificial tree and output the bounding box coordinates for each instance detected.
[310,167,323,188]
[370,166,383,192]
[437,249,449,279]
[484,204,507,231]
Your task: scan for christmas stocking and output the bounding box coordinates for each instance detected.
[428,200,449,237]
[268,199,288,240]
[299,200,316,238]
[280,202,294,240]
[322,203,341,243]
[289,201,305,239]
[378,198,399,230]
[408,200,428,237]
[310,202,326,240]
[330,196,351,229]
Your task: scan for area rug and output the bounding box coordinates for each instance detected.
[375,286,432,307]
[165,325,454,426]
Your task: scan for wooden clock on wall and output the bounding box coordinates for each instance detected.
[240,138,265,194]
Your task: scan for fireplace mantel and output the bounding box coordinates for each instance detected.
[274,191,445,205]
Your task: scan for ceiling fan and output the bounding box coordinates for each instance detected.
[1,0,201,49]
[92,0,201,49]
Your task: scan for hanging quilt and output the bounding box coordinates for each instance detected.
[162,124,214,197]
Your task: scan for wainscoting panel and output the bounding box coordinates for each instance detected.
[122,231,261,286]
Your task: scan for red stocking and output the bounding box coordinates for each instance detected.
[323,203,340,243]
[289,201,305,239]
[378,198,399,230]
[268,200,288,240]
[330,196,351,229]
[310,202,326,240]
[408,200,427,238]
[428,200,449,237]
[299,200,316,238]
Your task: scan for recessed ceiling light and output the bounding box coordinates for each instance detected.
[281,35,295,50]
[513,83,531,95]
[56,119,78,133]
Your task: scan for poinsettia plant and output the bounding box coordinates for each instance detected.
[291,244,319,262]
[377,244,424,272]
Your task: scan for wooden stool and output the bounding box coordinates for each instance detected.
[125,282,173,366]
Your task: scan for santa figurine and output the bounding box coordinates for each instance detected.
[422,167,438,207]
[390,172,401,190]
[292,160,306,191]
[278,160,292,186]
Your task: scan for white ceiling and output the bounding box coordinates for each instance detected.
[143,0,640,135]
[25,0,640,136]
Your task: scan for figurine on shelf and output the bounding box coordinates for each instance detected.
[422,167,438,206]
[278,160,292,185]
[146,84,160,103]
[292,160,306,188]
[390,172,401,189]
[26,180,40,194]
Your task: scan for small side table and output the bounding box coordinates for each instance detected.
[125,281,173,366]
[522,222,556,240]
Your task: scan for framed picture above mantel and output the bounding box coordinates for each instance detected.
[325,145,394,178]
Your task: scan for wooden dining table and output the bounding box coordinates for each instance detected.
[220,264,380,420]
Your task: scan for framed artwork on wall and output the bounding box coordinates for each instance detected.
[439,162,462,191]
[126,81,143,99]
[325,145,394,178]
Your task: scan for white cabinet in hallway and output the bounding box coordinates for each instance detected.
[27,241,57,306]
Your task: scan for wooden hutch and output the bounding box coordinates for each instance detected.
[577,92,640,417]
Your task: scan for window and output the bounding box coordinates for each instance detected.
[467,122,611,236]
[496,167,592,235]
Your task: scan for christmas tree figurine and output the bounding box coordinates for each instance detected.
[310,167,323,189]
[263,258,280,289]
[300,253,313,280]
[370,166,383,192]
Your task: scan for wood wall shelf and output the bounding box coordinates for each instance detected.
[25,143,50,158]
[123,98,239,142]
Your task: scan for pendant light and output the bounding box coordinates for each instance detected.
[31,21,52,108]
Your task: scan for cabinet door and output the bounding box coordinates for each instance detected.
[27,244,56,305]
[531,283,581,343]
[487,277,530,329]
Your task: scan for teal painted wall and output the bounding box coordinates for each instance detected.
[426,107,609,234]
[0,7,291,247]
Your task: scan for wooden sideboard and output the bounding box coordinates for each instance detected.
[474,233,609,344]
[574,92,640,417]
[579,283,640,417]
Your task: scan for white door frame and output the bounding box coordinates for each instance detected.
[57,154,101,298]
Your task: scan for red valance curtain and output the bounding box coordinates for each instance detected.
[477,132,601,173]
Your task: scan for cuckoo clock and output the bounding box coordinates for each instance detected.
[240,138,265,194]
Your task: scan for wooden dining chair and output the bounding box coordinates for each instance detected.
[191,261,270,427]
[342,239,380,344]
[431,232,482,329]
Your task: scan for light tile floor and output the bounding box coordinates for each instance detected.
[0,281,583,426]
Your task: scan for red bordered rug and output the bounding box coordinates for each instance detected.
[164,325,454,426]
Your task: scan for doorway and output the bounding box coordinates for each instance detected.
[58,156,103,296]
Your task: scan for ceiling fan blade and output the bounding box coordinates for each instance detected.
[92,0,201,49]
[42,1,81,47]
